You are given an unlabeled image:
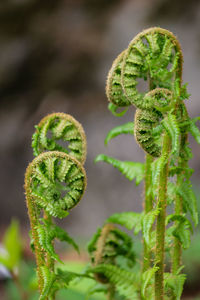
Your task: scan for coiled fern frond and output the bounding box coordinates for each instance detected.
[25,113,87,298]
[32,113,87,164]
[25,151,86,218]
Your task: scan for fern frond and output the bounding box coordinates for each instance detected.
[164,272,186,300]
[141,265,159,298]
[32,113,87,164]
[108,103,128,117]
[105,122,134,145]
[39,266,56,300]
[177,180,198,226]
[37,221,79,263]
[107,211,144,234]
[188,118,200,144]
[25,151,87,218]
[166,214,193,249]
[95,154,145,185]
[142,207,160,246]
[89,264,140,299]
[162,113,180,155]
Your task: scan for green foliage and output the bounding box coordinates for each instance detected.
[104,122,134,145]
[141,265,159,298]
[0,219,22,270]
[108,103,128,116]
[107,211,143,234]
[188,117,200,144]
[162,113,180,155]
[95,154,145,185]
[177,180,198,226]
[88,264,139,299]
[142,207,160,247]
[95,26,200,300]
[25,113,87,299]
[164,273,186,300]
[37,221,79,263]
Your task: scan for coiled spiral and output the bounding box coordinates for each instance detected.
[88,224,135,284]
[106,27,185,157]
[32,112,87,164]
[25,151,87,218]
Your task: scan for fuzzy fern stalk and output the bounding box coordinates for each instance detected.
[95,27,199,300]
[24,113,87,299]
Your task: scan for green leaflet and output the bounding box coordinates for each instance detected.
[177,180,198,226]
[89,264,139,299]
[95,154,145,185]
[188,118,200,144]
[166,214,193,249]
[37,221,79,263]
[162,113,180,155]
[39,266,56,300]
[108,103,128,117]
[107,211,144,234]
[105,122,134,145]
[141,265,159,298]
[151,153,168,193]
[142,207,160,247]
[164,273,186,300]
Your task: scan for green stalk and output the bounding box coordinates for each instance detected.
[26,197,44,293]
[171,130,187,274]
[143,154,154,271]
[155,133,171,300]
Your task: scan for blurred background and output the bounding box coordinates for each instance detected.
[0,0,200,299]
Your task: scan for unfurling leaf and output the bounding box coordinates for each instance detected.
[95,154,145,185]
[105,122,134,145]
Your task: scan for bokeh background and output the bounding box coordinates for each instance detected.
[0,0,200,299]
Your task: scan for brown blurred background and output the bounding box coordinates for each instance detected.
[0,0,200,238]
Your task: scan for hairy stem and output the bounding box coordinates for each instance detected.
[155,133,171,300]
[26,198,44,293]
[143,154,154,271]
[107,285,115,300]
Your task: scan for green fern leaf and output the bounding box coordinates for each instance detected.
[142,207,160,246]
[39,266,56,300]
[177,180,198,226]
[37,221,79,263]
[164,272,186,300]
[142,265,159,298]
[162,113,180,155]
[105,122,134,145]
[108,103,128,117]
[189,119,200,144]
[166,214,193,249]
[107,212,144,234]
[89,264,139,299]
[95,154,145,185]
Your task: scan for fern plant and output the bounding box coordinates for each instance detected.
[24,113,87,299]
[91,27,200,299]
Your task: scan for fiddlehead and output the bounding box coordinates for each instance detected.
[25,113,87,299]
[121,27,183,107]
[104,27,196,300]
[25,151,86,218]
[32,112,87,164]
[88,224,135,283]
[134,88,173,157]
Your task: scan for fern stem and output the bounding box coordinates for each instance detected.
[143,154,154,271]
[171,131,187,274]
[43,212,55,272]
[26,197,44,293]
[107,285,115,300]
[155,133,171,300]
